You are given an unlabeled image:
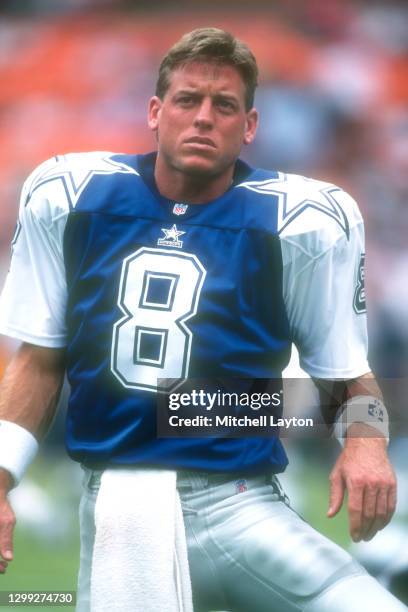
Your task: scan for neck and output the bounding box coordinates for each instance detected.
[154,153,234,204]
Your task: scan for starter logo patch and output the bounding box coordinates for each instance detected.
[158,224,185,249]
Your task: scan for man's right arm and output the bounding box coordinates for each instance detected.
[0,342,66,573]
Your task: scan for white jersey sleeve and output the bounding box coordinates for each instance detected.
[0,151,141,348]
[0,158,69,347]
[281,178,370,379]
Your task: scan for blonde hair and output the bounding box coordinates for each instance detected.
[156,27,258,111]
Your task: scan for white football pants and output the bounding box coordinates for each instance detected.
[77,468,407,611]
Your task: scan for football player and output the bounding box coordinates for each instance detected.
[0,28,405,611]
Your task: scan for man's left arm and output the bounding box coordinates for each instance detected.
[282,184,398,542]
[317,373,397,542]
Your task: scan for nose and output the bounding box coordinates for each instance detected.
[193,98,214,130]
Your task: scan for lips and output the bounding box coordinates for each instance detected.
[184,137,216,148]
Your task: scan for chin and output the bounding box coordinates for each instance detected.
[180,160,218,178]
[178,154,226,178]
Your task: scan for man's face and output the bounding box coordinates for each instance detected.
[148,62,258,178]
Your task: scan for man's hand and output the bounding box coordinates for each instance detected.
[0,470,14,574]
[327,424,397,542]
[0,343,66,575]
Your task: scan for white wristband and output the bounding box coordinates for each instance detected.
[0,420,39,486]
[333,395,389,446]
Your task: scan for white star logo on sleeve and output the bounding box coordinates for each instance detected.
[237,173,350,238]
[26,152,139,208]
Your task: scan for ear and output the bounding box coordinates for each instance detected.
[148,96,162,132]
[243,108,259,145]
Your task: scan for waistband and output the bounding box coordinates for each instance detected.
[176,469,277,490]
[81,465,286,499]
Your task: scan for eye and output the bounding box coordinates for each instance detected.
[177,95,195,106]
[216,98,236,112]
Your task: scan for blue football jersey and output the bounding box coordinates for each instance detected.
[0,152,370,473]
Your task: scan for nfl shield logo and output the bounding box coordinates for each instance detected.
[235,479,248,494]
[173,203,188,216]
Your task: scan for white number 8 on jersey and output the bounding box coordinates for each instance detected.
[111,247,206,392]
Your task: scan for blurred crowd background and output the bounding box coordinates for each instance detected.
[0,0,407,604]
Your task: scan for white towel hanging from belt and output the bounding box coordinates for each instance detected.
[90,468,193,612]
